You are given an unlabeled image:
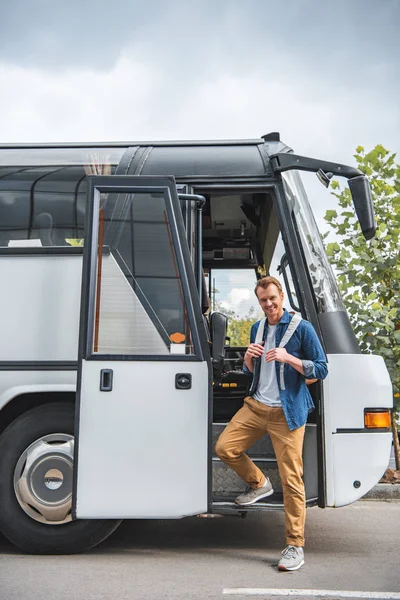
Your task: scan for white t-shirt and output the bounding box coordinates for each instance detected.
[253,324,281,407]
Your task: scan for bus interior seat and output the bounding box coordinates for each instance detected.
[34,212,68,246]
[34,212,55,246]
[202,314,211,346]
[209,311,228,381]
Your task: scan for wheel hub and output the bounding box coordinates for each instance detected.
[14,434,74,525]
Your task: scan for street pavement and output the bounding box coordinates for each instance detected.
[0,500,399,600]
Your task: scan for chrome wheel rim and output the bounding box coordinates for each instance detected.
[14,434,74,525]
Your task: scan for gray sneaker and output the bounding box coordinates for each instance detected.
[234,479,274,506]
[278,545,305,571]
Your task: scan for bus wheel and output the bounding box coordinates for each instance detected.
[0,402,121,554]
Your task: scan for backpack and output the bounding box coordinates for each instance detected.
[254,313,302,390]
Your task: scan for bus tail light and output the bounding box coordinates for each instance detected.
[364,410,391,429]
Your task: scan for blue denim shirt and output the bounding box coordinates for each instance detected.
[244,310,328,430]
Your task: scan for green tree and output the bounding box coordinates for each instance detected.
[211,288,261,346]
[324,144,400,468]
[226,306,259,347]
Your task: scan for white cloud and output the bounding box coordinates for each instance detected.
[0,57,156,142]
[214,272,260,318]
[229,287,251,304]
[1,58,397,162]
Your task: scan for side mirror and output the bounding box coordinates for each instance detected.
[270,152,377,242]
[348,175,376,241]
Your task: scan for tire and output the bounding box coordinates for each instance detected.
[0,402,121,554]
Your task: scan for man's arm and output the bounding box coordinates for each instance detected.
[265,347,305,375]
[299,321,328,380]
[265,321,328,380]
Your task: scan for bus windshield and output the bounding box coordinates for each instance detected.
[281,170,345,314]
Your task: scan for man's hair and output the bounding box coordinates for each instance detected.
[254,276,283,296]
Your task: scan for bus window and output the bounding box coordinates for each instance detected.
[269,234,301,314]
[282,171,345,314]
[93,190,195,355]
[0,150,122,247]
[0,166,87,246]
[207,268,263,346]
[0,147,125,167]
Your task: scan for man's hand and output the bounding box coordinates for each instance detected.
[266,348,305,376]
[245,342,265,360]
[244,342,264,373]
[265,348,289,363]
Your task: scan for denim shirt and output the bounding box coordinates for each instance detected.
[243,310,328,430]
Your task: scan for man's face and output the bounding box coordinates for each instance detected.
[256,283,284,323]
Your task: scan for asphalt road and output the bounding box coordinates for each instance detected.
[0,501,399,600]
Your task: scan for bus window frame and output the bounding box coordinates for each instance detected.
[80,176,208,364]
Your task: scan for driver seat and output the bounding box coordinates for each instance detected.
[209,311,228,381]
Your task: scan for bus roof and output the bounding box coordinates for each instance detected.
[0,133,292,178]
[0,132,283,148]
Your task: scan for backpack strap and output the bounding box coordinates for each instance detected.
[278,313,302,348]
[254,314,302,348]
[253,313,303,390]
[278,313,302,390]
[255,317,266,345]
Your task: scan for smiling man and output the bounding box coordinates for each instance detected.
[215,276,328,571]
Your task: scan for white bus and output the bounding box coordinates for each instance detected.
[0,133,393,554]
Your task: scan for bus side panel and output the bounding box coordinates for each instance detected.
[332,432,392,506]
[0,374,77,413]
[323,354,392,507]
[0,254,82,361]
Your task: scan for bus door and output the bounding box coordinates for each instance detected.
[278,169,393,509]
[74,175,211,519]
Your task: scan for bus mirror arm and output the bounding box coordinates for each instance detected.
[270,153,376,240]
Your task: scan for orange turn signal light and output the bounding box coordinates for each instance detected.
[364,410,391,429]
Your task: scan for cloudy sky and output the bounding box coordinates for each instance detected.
[1,0,398,315]
[1,0,398,158]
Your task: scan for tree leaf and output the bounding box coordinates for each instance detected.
[325,210,338,221]
[326,242,340,257]
[324,144,399,395]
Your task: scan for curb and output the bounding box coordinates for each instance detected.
[361,483,400,500]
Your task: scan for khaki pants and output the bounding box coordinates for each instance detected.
[215,396,306,547]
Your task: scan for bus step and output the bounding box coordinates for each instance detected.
[211,496,285,514]
[212,460,281,500]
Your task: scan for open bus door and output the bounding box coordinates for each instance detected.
[73,175,211,519]
[275,167,393,509]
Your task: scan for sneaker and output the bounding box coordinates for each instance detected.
[278,545,305,571]
[234,479,274,506]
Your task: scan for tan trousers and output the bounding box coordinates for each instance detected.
[215,396,306,547]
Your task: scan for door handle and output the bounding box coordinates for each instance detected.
[175,373,191,390]
[100,369,113,391]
